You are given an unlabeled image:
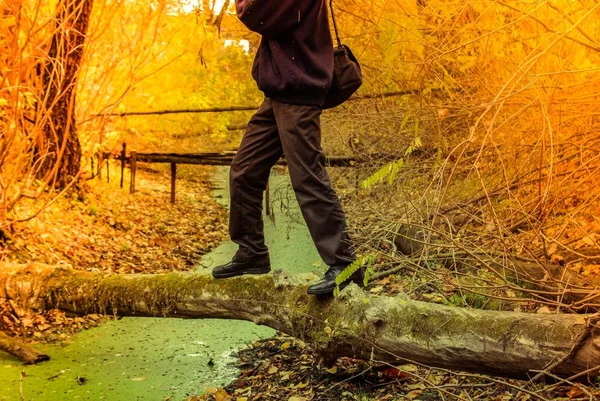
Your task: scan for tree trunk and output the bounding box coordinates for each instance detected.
[0,262,599,381]
[35,0,93,187]
[3,262,600,379]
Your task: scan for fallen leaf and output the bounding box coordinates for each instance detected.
[369,286,384,294]
[388,284,404,293]
[551,254,565,265]
[234,387,252,395]
[267,365,278,375]
[131,377,147,381]
[214,389,229,401]
[380,367,409,378]
[567,385,585,399]
[406,390,422,399]
[407,382,425,390]
[397,364,418,373]
[516,392,531,401]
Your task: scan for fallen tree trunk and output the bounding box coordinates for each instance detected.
[1,262,599,381]
[0,331,49,364]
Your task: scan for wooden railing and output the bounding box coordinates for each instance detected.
[96,143,359,204]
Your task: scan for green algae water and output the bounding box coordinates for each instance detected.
[0,168,324,400]
[1,318,268,400]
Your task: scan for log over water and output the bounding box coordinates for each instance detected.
[0,262,599,381]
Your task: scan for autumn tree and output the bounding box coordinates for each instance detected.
[34,0,94,188]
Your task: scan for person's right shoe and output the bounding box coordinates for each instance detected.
[211,250,271,279]
[307,264,365,295]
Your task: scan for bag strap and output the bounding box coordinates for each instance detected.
[329,0,342,48]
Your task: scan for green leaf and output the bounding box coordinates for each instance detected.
[360,159,404,189]
[333,255,377,297]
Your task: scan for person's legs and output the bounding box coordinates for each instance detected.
[271,100,355,269]
[213,99,283,278]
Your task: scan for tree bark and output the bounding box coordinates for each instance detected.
[0,262,599,381]
[35,0,93,187]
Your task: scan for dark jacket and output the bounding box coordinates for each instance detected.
[236,0,333,106]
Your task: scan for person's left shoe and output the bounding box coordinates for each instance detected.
[307,264,365,295]
[211,251,271,279]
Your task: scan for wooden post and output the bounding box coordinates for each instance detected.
[97,152,103,180]
[265,177,272,219]
[170,163,177,204]
[130,151,137,194]
[120,142,127,189]
[90,156,95,179]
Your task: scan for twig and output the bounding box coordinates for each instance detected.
[0,331,50,364]
[20,370,25,401]
[92,90,425,117]
[95,105,259,117]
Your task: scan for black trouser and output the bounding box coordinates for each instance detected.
[229,98,355,267]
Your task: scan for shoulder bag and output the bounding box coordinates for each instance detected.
[323,0,363,109]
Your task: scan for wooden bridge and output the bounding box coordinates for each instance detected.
[95,143,359,204]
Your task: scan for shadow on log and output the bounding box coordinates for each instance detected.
[0,262,599,381]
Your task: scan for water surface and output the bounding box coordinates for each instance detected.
[0,168,323,400]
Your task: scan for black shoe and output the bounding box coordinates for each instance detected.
[307,264,365,295]
[212,250,271,279]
